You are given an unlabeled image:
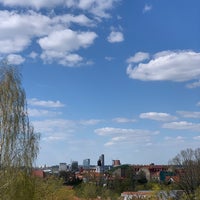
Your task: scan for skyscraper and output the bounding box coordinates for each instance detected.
[96,154,105,173]
[83,158,90,169]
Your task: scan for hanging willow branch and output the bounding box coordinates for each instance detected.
[0,61,40,171]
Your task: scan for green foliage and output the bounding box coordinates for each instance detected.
[75,182,119,200]
[76,183,97,199]
[137,170,148,184]
[109,165,136,194]
[0,171,35,200]
[0,62,40,199]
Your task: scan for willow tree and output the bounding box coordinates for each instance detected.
[170,148,200,200]
[0,62,40,199]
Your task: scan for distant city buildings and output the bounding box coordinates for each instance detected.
[112,160,121,167]
[71,161,78,172]
[59,163,67,171]
[96,154,105,173]
[83,158,90,170]
[34,154,181,189]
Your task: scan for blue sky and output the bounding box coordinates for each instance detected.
[1,0,200,166]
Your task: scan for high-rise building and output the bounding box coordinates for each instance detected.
[59,163,67,171]
[71,161,78,172]
[99,154,104,168]
[83,158,90,169]
[96,154,105,173]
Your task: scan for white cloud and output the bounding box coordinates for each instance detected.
[28,108,62,117]
[33,119,75,141]
[0,10,98,66]
[105,56,114,61]
[95,127,159,146]
[38,29,97,66]
[105,136,126,146]
[177,111,200,119]
[38,29,97,52]
[112,117,136,123]
[193,136,200,140]
[162,121,200,131]
[107,31,124,43]
[126,52,149,63]
[7,54,25,65]
[28,98,65,108]
[164,136,185,142]
[143,4,152,13]
[41,51,84,67]
[186,80,200,89]
[0,0,64,10]
[0,10,53,53]
[79,119,102,125]
[0,0,119,18]
[0,37,30,54]
[127,51,200,82]
[52,14,95,27]
[95,127,158,136]
[140,112,177,121]
[28,51,38,59]
[66,0,120,18]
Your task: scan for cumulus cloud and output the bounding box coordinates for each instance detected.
[112,117,136,123]
[52,14,95,27]
[107,31,124,43]
[127,52,149,63]
[28,108,62,117]
[186,80,200,89]
[0,10,99,66]
[65,0,120,18]
[33,119,75,141]
[41,51,84,66]
[28,98,65,108]
[140,112,177,121]
[28,51,38,59]
[162,121,200,131]
[95,127,159,146]
[95,127,159,136]
[79,119,102,125]
[0,0,63,10]
[177,111,200,119]
[0,37,30,54]
[38,29,97,66]
[127,51,200,82]
[0,0,119,18]
[164,136,185,142]
[38,29,97,52]
[0,10,53,55]
[7,54,25,65]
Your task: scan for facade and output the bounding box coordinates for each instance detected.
[71,161,79,172]
[59,163,67,171]
[96,154,105,173]
[32,169,45,178]
[83,158,90,170]
[112,160,121,167]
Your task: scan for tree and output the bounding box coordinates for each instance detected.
[170,148,200,200]
[0,62,40,199]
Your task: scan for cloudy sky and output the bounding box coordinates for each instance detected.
[1,0,200,166]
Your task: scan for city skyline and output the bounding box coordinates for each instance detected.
[0,0,200,166]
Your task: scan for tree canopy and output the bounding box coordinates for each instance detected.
[0,62,40,199]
